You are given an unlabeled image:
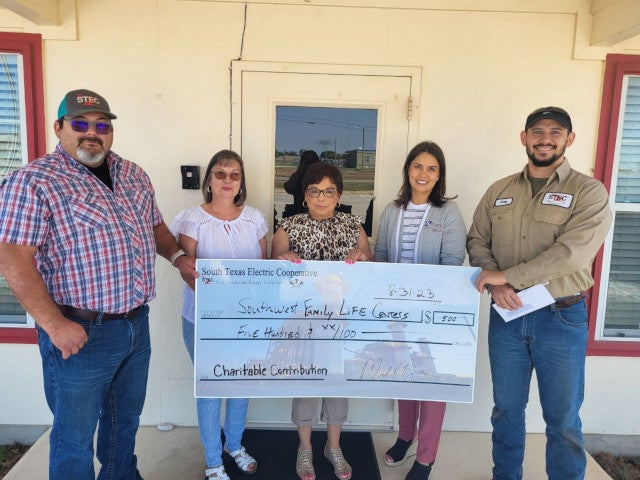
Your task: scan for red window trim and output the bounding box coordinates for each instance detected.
[1,327,37,343]
[588,53,640,357]
[0,32,45,345]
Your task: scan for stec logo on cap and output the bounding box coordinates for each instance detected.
[76,95,102,106]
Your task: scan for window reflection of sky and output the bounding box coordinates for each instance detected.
[276,106,377,153]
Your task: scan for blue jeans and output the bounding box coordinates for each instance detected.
[182,318,249,468]
[37,305,150,480]
[488,300,587,480]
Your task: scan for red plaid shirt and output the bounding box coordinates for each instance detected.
[0,144,162,313]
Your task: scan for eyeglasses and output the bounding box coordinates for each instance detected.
[306,187,338,198]
[67,118,113,135]
[212,170,242,181]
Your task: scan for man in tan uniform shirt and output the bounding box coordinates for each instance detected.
[467,107,611,480]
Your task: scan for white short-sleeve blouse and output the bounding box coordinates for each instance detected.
[170,204,268,322]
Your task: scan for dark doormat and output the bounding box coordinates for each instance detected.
[223,429,381,480]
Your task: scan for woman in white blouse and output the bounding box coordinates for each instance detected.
[170,149,267,480]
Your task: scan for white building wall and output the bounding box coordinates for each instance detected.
[1,0,639,436]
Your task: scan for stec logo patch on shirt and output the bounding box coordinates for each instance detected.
[495,198,513,206]
[542,192,573,208]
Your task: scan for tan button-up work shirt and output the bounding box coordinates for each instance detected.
[467,160,612,299]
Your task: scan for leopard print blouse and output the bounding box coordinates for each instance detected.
[278,212,361,261]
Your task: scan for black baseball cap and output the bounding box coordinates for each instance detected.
[57,89,117,120]
[525,106,571,132]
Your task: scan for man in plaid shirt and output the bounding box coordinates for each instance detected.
[0,89,196,480]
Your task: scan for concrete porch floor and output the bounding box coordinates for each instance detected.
[5,427,612,479]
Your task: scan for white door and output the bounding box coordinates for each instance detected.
[231,61,421,429]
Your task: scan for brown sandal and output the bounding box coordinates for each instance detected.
[323,445,352,480]
[296,448,316,480]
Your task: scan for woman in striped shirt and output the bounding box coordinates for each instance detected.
[374,141,467,480]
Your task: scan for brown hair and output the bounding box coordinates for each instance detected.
[395,141,456,208]
[202,149,247,205]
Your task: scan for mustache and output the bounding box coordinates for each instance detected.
[78,136,104,147]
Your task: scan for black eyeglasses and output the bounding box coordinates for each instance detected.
[212,170,242,181]
[306,187,338,198]
[68,119,113,135]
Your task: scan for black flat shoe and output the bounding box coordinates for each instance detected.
[404,460,433,480]
[384,438,414,466]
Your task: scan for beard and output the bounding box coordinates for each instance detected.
[526,143,567,168]
[76,137,106,167]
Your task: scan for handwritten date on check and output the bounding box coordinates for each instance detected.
[194,259,480,403]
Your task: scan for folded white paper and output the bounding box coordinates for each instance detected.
[492,284,555,322]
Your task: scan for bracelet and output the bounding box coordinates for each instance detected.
[170,249,187,267]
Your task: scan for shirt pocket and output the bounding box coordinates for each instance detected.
[532,207,571,241]
[490,208,516,247]
[67,193,109,228]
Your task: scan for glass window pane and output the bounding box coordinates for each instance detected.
[615,76,640,204]
[603,212,640,338]
[274,106,377,235]
[0,52,27,325]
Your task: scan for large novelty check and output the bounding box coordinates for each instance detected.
[194,259,480,403]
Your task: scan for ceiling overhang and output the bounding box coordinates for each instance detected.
[0,0,638,52]
[591,0,640,46]
[0,0,59,26]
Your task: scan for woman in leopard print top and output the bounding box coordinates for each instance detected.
[271,162,372,480]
